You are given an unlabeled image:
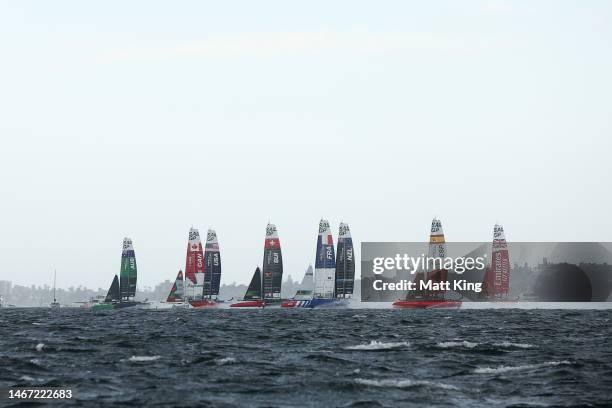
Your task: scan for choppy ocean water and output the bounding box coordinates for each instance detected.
[1,308,611,407]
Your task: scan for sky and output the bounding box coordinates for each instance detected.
[0,1,611,290]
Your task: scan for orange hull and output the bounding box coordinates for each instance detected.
[189,299,219,308]
[230,300,266,308]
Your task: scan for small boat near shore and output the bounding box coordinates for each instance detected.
[50,270,60,309]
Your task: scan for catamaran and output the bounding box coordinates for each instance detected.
[231,223,283,308]
[481,224,517,302]
[281,265,314,307]
[93,237,140,310]
[166,270,188,308]
[183,228,206,307]
[190,229,222,308]
[282,220,354,308]
[393,219,462,309]
[230,267,265,308]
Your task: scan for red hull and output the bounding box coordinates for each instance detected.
[393,300,462,309]
[489,298,520,303]
[189,299,219,308]
[230,300,266,308]
[281,300,297,308]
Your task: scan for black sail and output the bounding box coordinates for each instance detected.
[262,223,283,300]
[105,275,120,303]
[203,229,222,298]
[244,267,262,300]
[335,223,355,298]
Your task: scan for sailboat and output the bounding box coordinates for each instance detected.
[50,270,60,309]
[231,223,283,308]
[185,228,205,306]
[190,229,222,308]
[283,219,352,308]
[393,219,462,309]
[140,269,187,310]
[93,237,140,310]
[230,267,265,308]
[481,224,517,302]
[335,222,355,300]
[167,270,185,303]
[281,265,314,307]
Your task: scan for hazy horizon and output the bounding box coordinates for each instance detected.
[1,1,611,289]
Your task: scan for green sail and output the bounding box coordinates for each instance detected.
[119,237,137,299]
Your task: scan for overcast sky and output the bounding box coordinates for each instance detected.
[1,1,611,290]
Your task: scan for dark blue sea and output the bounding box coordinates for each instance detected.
[1,308,611,407]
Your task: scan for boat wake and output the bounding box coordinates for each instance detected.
[493,341,534,349]
[436,340,535,349]
[345,340,410,351]
[124,355,162,362]
[215,357,236,365]
[474,360,571,374]
[355,378,459,390]
[436,341,478,349]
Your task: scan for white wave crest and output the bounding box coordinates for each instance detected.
[126,355,161,362]
[355,378,458,390]
[474,360,571,374]
[35,343,45,352]
[436,341,478,349]
[493,341,534,349]
[345,340,410,351]
[215,357,236,365]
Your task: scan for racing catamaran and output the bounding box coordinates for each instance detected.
[190,229,222,308]
[231,223,283,308]
[393,219,462,309]
[93,237,140,310]
[481,224,516,301]
[283,220,353,308]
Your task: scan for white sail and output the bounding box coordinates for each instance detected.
[294,264,314,300]
[313,219,336,299]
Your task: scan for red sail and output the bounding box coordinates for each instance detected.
[482,266,495,299]
[490,224,511,298]
[167,270,184,302]
[185,228,205,300]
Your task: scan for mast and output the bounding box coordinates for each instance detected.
[262,223,283,300]
[185,228,205,301]
[426,218,447,299]
[412,218,447,299]
[491,224,510,299]
[53,269,57,303]
[119,238,137,301]
[335,223,355,299]
[314,219,336,299]
[203,229,221,300]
